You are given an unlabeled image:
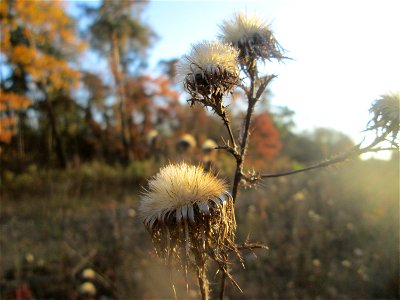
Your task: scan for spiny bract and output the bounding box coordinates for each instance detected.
[219,12,271,45]
[219,12,284,63]
[139,162,227,226]
[176,40,239,82]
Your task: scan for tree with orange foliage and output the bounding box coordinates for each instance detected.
[247,111,282,170]
[1,0,85,168]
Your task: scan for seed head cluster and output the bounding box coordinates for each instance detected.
[139,163,236,271]
[219,12,284,64]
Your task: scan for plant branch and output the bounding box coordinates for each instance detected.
[231,66,258,202]
[235,242,269,252]
[260,133,398,179]
[220,64,271,300]
[197,268,209,300]
[218,273,227,300]
[221,114,237,151]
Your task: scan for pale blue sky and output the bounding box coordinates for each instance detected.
[70,0,400,157]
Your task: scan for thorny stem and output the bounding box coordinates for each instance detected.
[193,249,209,300]
[220,64,266,300]
[231,66,258,203]
[197,269,208,300]
[222,116,237,150]
[218,272,226,300]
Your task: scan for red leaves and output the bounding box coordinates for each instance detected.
[248,112,282,168]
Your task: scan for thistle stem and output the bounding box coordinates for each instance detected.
[260,127,397,179]
[219,273,226,300]
[193,249,209,300]
[231,66,257,202]
[197,268,209,300]
[222,116,236,150]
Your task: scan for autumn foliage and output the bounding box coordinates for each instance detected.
[0,91,29,143]
[247,111,282,169]
[0,0,84,152]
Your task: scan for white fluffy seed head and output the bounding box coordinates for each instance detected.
[219,12,271,46]
[176,40,239,82]
[139,163,227,221]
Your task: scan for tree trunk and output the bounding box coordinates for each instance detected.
[17,111,25,162]
[110,31,131,163]
[43,91,67,169]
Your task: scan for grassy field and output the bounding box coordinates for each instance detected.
[1,157,398,299]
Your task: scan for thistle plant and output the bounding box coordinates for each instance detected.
[367,93,399,143]
[140,11,399,300]
[176,41,239,130]
[139,163,237,299]
[219,12,285,68]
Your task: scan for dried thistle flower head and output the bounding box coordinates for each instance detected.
[219,12,284,64]
[176,41,239,115]
[177,133,197,151]
[202,139,218,153]
[139,162,236,271]
[367,92,400,141]
[146,129,158,146]
[79,282,96,296]
[81,268,96,280]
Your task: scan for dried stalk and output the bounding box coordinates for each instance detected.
[218,62,272,299]
[260,127,398,179]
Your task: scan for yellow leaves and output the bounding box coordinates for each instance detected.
[0,91,30,144]
[8,44,80,91]
[0,116,17,144]
[0,0,8,15]
[15,0,71,38]
[0,26,12,53]
[0,125,16,144]
[0,1,14,54]
[10,45,36,65]
[12,0,84,52]
[1,0,84,93]
[0,91,30,111]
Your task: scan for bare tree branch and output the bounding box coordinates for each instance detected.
[260,134,398,179]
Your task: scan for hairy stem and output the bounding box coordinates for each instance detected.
[193,249,208,300]
[197,268,209,300]
[220,65,260,300]
[218,273,226,300]
[222,116,237,149]
[231,67,257,202]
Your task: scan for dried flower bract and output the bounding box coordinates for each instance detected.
[139,163,237,276]
[177,41,239,116]
[367,92,400,141]
[219,12,284,65]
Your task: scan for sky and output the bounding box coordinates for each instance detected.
[142,0,400,159]
[70,0,400,158]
